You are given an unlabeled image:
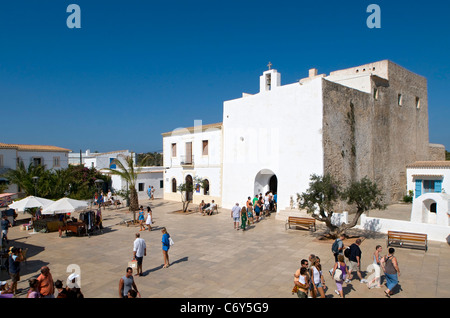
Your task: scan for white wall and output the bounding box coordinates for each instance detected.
[162,126,222,204]
[221,76,324,210]
[357,214,449,243]
[407,166,450,196]
[16,150,68,170]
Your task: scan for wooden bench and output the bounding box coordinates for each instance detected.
[285,217,316,232]
[387,231,428,251]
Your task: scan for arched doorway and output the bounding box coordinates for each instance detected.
[269,175,278,194]
[422,198,437,224]
[185,175,193,202]
[254,169,277,196]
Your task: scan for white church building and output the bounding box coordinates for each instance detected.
[162,60,441,212]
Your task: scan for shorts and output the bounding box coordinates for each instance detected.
[233,217,240,222]
[10,272,20,283]
[349,261,360,272]
[135,256,143,265]
[315,281,323,288]
[296,290,307,298]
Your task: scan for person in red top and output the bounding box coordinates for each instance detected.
[37,266,55,298]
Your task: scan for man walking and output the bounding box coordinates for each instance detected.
[133,233,147,276]
[346,239,368,284]
[119,267,141,298]
[231,203,241,230]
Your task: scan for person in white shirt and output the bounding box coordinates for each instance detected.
[231,203,241,230]
[204,200,217,216]
[133,233,146,277]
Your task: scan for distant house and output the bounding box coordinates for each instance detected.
[68,149,136,170]
[406,161,450,199]
[0,142,71,193]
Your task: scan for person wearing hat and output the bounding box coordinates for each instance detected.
[67,273,83,298]
[0,281,13,297]
[37,266,55,298]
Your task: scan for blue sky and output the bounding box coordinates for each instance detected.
[0,0,449,153]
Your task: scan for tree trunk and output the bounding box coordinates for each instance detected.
[129,187,139,223]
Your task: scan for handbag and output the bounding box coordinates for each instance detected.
[169,237,174,246]
[334,268,343,281]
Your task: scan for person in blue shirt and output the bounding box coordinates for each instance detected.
[8,247,24,295]
[138,206,145,231]
[161,227,171,268]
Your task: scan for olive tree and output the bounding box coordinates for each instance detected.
[297,174,386,238]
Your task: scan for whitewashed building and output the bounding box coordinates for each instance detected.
[162,60,440,212]
[69,149,136,170]
[162,122,223,205]
[0,142,71,193]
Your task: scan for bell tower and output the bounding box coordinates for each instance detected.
[260,62,281,92]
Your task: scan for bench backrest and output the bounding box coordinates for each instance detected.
[388,231,427,241]
[288,217,315,223]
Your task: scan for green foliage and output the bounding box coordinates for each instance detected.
[446,150,450,161]
[297,174,386,237]
[402,190,414,203]
[297,174,341,218]
[341,177,386,214]
[2,162,109,200]
[137,152,163,166]
[105,155,140,219]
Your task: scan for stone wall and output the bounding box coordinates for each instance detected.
[322,60,430,209]
[429,143,446,161]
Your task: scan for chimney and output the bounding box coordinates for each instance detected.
[309,68,318,78]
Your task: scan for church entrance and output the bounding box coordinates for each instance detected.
[254,169,277,196]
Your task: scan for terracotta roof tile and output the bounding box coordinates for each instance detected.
[406,161,450,168]
[0,142,70,152]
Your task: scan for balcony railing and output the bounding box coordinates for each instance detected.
[180,155,194,166]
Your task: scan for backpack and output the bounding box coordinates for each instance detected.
[344,247,351,258]
[331,239,341,254]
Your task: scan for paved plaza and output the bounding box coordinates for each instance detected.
[2,199,450,298]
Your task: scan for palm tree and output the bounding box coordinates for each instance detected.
[4,161,49,196]
[105,155,140,222]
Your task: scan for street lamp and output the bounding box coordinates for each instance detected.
[32,176,39,196]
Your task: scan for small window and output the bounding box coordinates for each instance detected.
[32,157,42,167]
[172,178,177,193]
[416,97,420,109]
[202,140,209,156]
[138,183,145,192]
[398,94,403,106]
[0,155,3,168]
[171,143,177,157]
[373,88,379,100]
[160,180,164,188]
[53,157,60,167]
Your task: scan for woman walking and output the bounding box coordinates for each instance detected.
[161,227,171,268]
[310,257,326,298]
[145,206,153,231]
[331,254,348,298]
[240,207,248,231]
[367,245,383,289]
[138,206,145,231]
[381,248,400,297]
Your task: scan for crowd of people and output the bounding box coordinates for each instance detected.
[293,236,401,298]
[1,258,84,298]
[231,191,277,230]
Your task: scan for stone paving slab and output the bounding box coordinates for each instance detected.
[2,199,449,298]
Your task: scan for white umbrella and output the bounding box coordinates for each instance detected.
[8,196,55,212]
[42,197,89,215]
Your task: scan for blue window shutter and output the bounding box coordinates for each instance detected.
[435,180,442,193]
[110,158,116,169]
[415,180,422,198]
